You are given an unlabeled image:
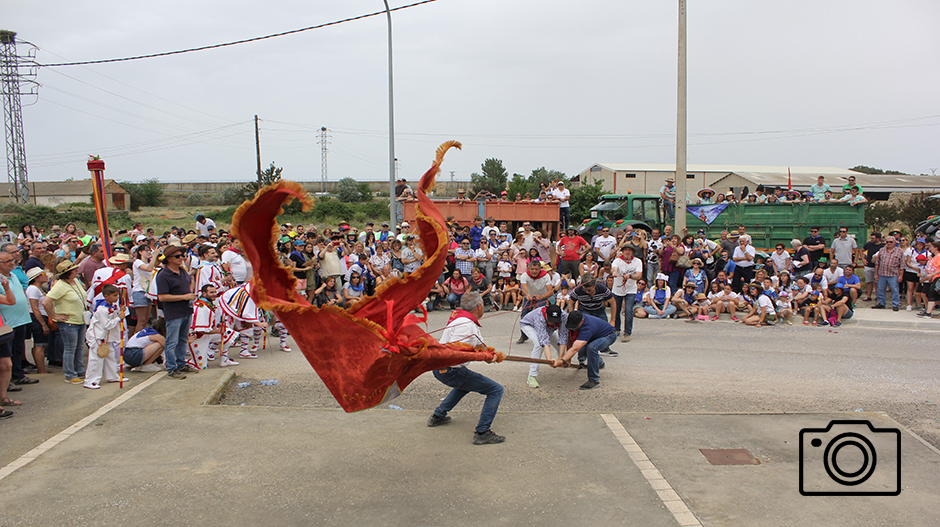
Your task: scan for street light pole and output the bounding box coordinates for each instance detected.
[675,0,688,235]
[384,1,397,227]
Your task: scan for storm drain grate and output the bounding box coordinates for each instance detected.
[699,448,760,465]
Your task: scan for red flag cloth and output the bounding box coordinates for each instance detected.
[788,167,792,191]
[231,141,502,412]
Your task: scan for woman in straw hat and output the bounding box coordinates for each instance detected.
[697,188,715,205]
[42,260,88,385]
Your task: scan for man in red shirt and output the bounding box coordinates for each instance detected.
[558,227,590,281]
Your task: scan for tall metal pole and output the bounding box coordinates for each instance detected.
[384,1,396,227]
[1,30,29,204]
[254,114,262,184]
[674,0,688,235]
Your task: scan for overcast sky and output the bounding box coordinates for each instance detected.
[6,0,939,185]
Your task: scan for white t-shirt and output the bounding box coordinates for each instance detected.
[222,250,252,283]
[521,273,552,298]
[132,259,150,292]
[612,256,643,296]
[904,247,928,274]
[823,267,844,285]
[770,250,791,274]
[26,284,47,316]
[195,218,216,236]
[593,235,617,260]
[733,245,757,268]
[552,187,570,208]
[756,294,776,316]
[126,330,159,349]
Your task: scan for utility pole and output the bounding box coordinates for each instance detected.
[319,126,330,192]
[254,114,262,184]
[674,0,688,235]
[384,1,396,227]
[1,30,37,204]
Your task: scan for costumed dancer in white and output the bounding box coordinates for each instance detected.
[187,284,239,369]
[84,284,127,389]
[219,282,267,359]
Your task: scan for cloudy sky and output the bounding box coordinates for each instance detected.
[6,0,939,185]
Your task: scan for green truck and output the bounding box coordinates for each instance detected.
[579,194,867,249]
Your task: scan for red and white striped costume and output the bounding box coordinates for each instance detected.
[187,297,238,369]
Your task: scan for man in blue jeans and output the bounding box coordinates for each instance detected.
[156,245,198,379]
[426,292,505,445]
[552,310,617,390]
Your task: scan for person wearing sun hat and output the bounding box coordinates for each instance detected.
[697,188,716,205]
[156,244,199,379]
[42,259,87,385]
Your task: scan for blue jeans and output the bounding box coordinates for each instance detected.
[446,292,463,309]
[644,304,677,319]
[580,332,617,383]
[59,322,87,380]
[877,275,900,308]
[432,367,503,434]
[164,315,192,372]
[614,294,636,336]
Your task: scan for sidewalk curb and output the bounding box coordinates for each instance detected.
[847,317,940,332]
[200,370,237,406]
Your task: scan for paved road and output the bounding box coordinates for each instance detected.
[222,309,940,450]
[2,310,939,527]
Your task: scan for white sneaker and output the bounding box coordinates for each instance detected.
[107,377,130,383]
[906,305,913,311]
[249,346,260,353]
[138,363,163,373]
[221,357,240,367]
[84,382,100,389]
[207,354,216,361]
[280,346,292,353]
[239,351,258,359]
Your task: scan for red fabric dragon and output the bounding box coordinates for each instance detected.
[232,141,503,412]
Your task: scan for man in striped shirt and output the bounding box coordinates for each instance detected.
[519,304,569,389]
[872,235,905,311]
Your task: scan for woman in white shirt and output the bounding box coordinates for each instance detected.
[131,244,160,335]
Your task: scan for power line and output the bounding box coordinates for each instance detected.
[35,0,439,68]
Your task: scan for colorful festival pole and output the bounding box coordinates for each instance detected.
[88,156,113,260]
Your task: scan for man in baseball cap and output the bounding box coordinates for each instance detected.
[551,309,617,390]
[519,303,569,389]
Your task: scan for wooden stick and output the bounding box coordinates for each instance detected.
[501,355,554,365]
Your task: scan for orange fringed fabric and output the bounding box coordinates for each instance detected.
[232,141,501,412]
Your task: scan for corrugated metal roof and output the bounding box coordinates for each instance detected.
[589,163,861,176]
[715,172,940,192]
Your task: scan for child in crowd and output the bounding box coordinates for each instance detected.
[555,280,571,311]
[504,276,521,311]
[84,284,127,389]
[492,276,507,310]
[497,252,514,280]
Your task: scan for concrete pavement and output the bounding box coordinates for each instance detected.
[3,307,940,526]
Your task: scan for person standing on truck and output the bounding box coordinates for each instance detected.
[810,176,831,201]
[558,227,590,281]
[552,181,571,231]
[803,227,827,269]
[842,176,864,195]
[660,178,676,219]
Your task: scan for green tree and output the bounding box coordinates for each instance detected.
[470,158,508,195]
[238,162,283,202]
[849,165,907,175]
[864,201,899,232]
[896,192,940,232]
[527,167,568,196]
[506,173,528,199]
[120,178,164,211]
[337,177,365,202]
[569,179,605,224]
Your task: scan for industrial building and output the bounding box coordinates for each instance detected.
[577,164,940,201]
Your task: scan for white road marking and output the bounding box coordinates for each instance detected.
[0,373,164,482]
[601,414,703,527]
